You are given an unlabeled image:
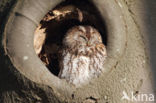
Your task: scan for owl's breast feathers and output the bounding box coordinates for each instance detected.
[59,43,107,87]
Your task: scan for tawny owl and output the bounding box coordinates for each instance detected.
[58,25,107,87]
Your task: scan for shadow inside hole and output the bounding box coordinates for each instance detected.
[38,0,107,76]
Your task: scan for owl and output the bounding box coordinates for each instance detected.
[58,25,107,87]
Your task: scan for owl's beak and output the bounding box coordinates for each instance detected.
[87,41,91,46]
[86,34,90,40]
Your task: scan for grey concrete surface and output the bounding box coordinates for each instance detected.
[146,0,156,86]
[0,0,156,103]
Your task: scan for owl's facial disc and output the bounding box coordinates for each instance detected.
[64,25,103,49]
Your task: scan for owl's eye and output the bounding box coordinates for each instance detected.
[79,35,87,41]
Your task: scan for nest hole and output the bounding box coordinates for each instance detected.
[34,0,107,76]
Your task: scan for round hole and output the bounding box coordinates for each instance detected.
[34,0,107,76]
[4,0,126,93]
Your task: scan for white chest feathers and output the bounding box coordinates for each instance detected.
[59,51,105,87]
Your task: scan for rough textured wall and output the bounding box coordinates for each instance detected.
[0,0,155,103]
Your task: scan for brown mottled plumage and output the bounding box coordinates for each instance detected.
[58,25,107,87]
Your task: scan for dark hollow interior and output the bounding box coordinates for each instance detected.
[38,0,107,76]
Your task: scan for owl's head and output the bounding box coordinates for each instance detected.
[63,25,103,50]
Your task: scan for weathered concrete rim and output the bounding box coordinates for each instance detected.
[3,0,75,99]
[3,0,126,99]
[92,0,126,73]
